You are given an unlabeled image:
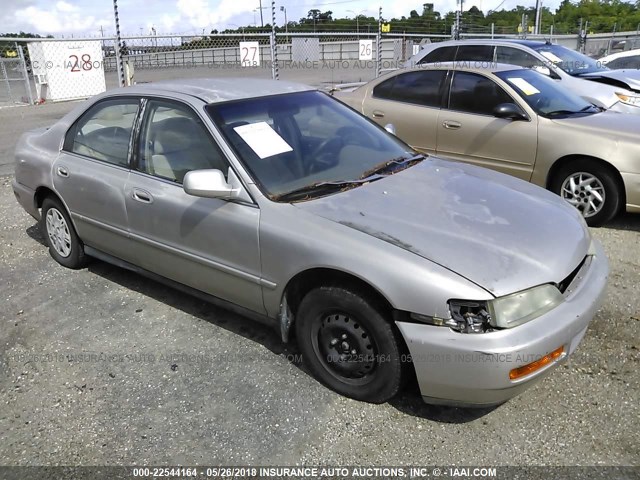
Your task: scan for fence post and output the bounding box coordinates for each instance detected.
[271,0,279,80]
[112,0,125,87]
[0,60,11,100]
[18,44,34,105]
[376,6,382,77]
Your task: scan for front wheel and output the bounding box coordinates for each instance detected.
[41,197,87,269]
[295,285,406,403]
[550,159,622,227]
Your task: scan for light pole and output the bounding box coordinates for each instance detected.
[280,6,288,36]
[347,10,366,34]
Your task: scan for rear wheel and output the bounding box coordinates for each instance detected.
[41,197,87,269]
[550,159,622,226]
[295,285,406,403]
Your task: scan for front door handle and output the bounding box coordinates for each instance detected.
[442,120,462,130]
[372,110,385,118]
[132,188,153,204]
[56,166,69,178]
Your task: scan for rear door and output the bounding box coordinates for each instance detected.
[54,97,139,259]
[436,71,538,180]
[361,70,448,154]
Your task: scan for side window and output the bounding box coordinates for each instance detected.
[373,71,447,107]
[372,77,396,99]
[448,71,514,116]
[455,45,495,63]
[419,46,458,64]
[496,46,544,68]
[65,98,139,167]
[607,56,640,69]
[138,100,227,184]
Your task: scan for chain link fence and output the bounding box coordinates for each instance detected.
[0,43,33,107]
[2,26,640,107]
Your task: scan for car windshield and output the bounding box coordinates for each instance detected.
[207,91,418,201]
[496,69,601,118]
[533,44,608,76]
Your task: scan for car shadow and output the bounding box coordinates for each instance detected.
[604,212,640,233]
[26,222,496,423]
[26,223,47,247]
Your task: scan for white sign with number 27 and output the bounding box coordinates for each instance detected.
[240,42,260,67]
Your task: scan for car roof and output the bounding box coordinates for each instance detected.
[402,62,528,74]
[423,39,550,48]
[600,48,640,61]
[115,77,314,104]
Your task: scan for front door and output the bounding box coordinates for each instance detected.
[124,98,264,314]
[436,71,538,181]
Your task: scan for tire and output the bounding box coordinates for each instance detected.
[549,159,622,227]
[295,285,406,403]
[40,197,87,269]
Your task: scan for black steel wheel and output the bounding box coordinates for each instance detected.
[296,285,406,403]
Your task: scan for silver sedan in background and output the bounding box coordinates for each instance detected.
[13,78,608,407]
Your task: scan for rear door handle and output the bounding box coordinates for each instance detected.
[442,120,462,130]
[132,188,153,204]
[56,166,69,178]
[372,110,385,119]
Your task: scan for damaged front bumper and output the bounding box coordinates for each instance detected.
[396,239,609,408]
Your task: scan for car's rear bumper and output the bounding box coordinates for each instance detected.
[621,171,640,213]
[12,178,39,220]
[396,240,609,408]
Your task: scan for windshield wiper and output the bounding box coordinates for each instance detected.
[360,153,425,179]
[547,109,581,117]
[272,176,382,202]
[548,105,599,117]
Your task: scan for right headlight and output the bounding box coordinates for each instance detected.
[487,284,564,329]
[615,92,640,106]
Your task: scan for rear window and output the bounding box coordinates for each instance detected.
[418,46,457,64]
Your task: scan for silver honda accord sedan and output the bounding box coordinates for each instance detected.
[12,78,608,407]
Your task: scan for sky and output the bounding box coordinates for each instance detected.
[2,0,559,37]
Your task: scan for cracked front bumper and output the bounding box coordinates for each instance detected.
[396,240,609,408]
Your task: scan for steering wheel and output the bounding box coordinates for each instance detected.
[335,125,376,147]
[531,95,550,110]
[307,126,378,174]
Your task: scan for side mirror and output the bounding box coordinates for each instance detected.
[493,103,528,121]
[384,123,397,135]
[532,65,552,76]
[183,169,240,199]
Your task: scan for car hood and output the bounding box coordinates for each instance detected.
[550,110,640,140]
[580,69,640,92]
[294,158,590,297]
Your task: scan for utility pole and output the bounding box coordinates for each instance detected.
[534,0,542,35]
[259,0,264,27]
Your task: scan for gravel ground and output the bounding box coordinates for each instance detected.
[0,97,639,469]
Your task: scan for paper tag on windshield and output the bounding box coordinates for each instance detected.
[233,122,293,159]
[539,51,563,64]
[508,77,540,95]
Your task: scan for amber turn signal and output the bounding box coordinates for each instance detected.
[509,346,565,380]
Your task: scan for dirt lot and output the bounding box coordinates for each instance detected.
[0,98,639,469]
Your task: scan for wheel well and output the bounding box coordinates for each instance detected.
[34,186,59,210]
[546,154,626,205]
[283,268,393,319]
